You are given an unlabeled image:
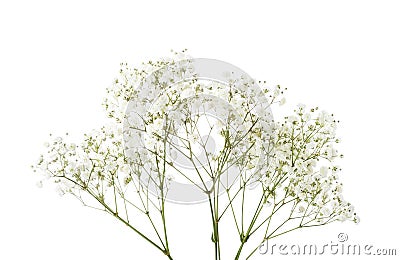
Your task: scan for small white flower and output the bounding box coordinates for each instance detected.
[320,166,328,177]
[192,99,202,110]
[116,157,125,166]
[354,215,360,224]
[180,88,194,99]
[297,103,306,110]
[321,207,331,216]
[169,110,183,122]
[237,125,246,133]
[347,205,355,215]
[298,192,306,200]
[119,164,130,174]
[169,149,178,160]
[36,180,43,188]
[67,143,76,151]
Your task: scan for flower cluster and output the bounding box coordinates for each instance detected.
[104,53,287,195]
[32,50,358,260]
[261,104,359,224]
[33,125,132,202]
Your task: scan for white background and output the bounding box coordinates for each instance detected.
[1,0,399,259]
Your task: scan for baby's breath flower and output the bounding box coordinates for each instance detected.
[33,51,358,259]
[354,215,360,224]
[36,180,43,188]
[320,166,328,177]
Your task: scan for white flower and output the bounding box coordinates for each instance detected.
[321,207,331,216]
[169,149,178,160]
[65,164,75,174]
[347,205,355,215]
[119,164,130,174]
[89,151,104,161]
[287,115,298,124]
[331,200,339,209]
[336,184,343,193]
[116,157,125,166]
[169,110,183,122]
[192,99,202,110]
[272,86,280,98]
[237,125,246,133]
[33,51,358,247]
[67,143,76,151]
[297,103,306,110]
[320,166,328,177]
[298,192,306,200]
[180,87,194,99]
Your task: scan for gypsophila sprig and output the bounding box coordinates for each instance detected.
[33,50,358,260]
